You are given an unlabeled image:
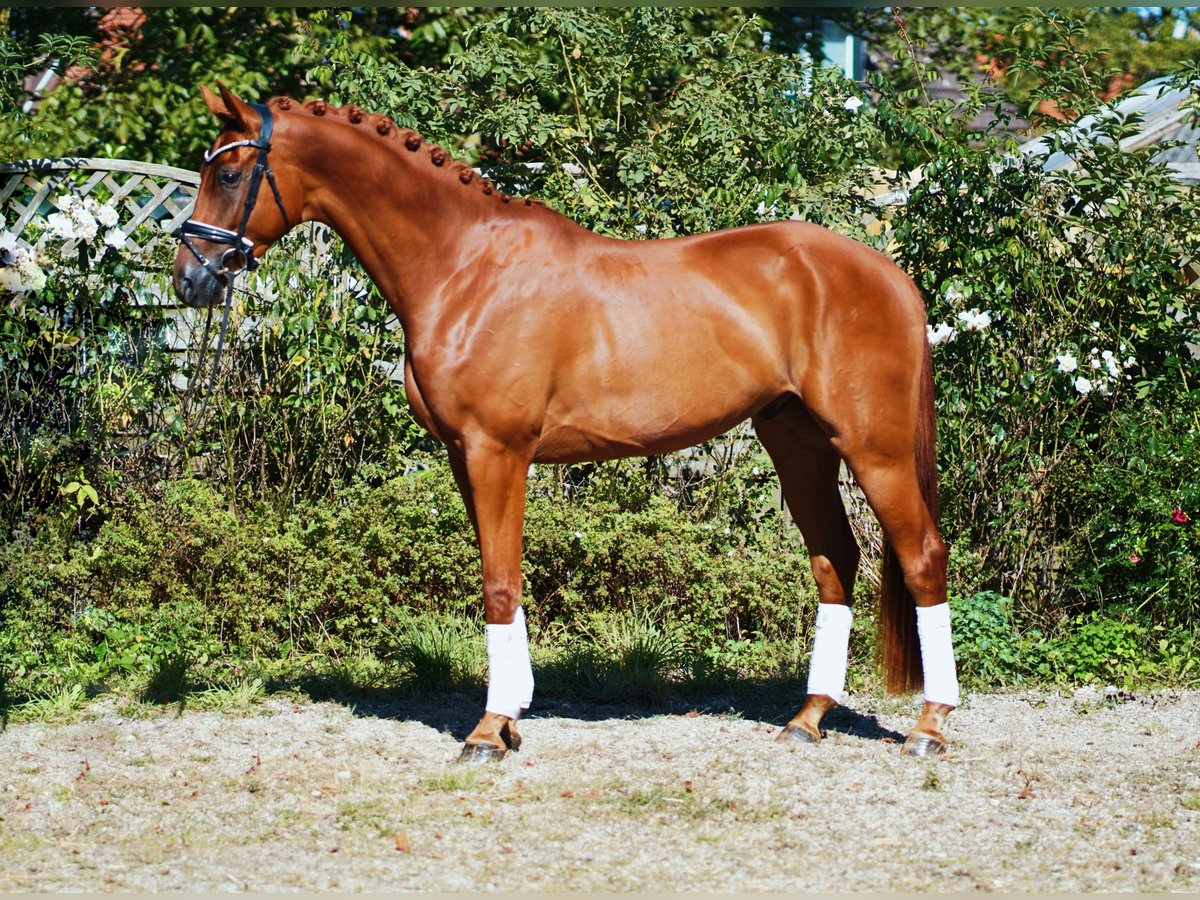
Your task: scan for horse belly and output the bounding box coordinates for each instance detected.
[534,355,780,463]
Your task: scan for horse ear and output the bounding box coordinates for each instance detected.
[201,81,249,131]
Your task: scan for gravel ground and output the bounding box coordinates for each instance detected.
[1,687,1198,892]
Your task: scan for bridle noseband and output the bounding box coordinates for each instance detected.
[178,101,292,281]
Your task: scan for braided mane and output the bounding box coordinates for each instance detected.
[269,95,543,208]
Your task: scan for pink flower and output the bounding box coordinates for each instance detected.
[1172,508,1190,525]
[1128,553,1141,563]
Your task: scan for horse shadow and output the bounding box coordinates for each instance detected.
[300,675,906,746]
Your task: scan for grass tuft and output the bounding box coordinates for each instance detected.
[388,615,484,692]
[188,677,266,714]
[420,767,490,793]
[18,683,87,724]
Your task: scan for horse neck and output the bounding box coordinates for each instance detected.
[282,111,509,330]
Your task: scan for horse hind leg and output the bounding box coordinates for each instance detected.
[753,400,860,746]
[839,446,957,757]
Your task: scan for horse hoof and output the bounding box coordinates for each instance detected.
[901,734,947,757]
[456,742,507,764]
[503,727,522,754]
[776,724,821,745]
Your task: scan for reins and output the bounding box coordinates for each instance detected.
[114,102,290,486]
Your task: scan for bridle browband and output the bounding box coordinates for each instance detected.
[178,101,292,280]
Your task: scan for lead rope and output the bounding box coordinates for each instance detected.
[107,273,237,486]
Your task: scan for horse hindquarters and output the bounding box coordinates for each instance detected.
[767,250,955,752]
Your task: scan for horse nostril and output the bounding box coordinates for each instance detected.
[180,274,197,305]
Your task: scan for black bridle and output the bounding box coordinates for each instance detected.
[178,101,291,281]
[173,99,294,392]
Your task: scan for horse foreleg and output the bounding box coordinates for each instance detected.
[449,443,535,763]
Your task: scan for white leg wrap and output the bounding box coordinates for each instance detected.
[916,603,960,708]
[806,603,853,703]
[485,607,534,720]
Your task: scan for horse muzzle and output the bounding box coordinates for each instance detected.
[172,253,228,308]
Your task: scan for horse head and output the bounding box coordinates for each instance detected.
[172,83,297,308]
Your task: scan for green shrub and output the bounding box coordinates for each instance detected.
[1069,420,1200,622]
[951,592,1029,688]
[0,453,821,699]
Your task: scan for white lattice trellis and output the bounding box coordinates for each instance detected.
[1,156,342,291]
[1,157,200,259]
[2,154,397,404]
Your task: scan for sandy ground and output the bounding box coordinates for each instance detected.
[1,687,1198,892]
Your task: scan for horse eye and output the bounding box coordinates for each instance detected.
[218,169,241,187]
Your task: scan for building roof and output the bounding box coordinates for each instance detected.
[1019,76,1200,183]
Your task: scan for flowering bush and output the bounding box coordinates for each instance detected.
[879,53,1200,623]
[0,187,418,522]
[0,191,178,520]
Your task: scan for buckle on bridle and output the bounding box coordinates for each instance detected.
[219,245,253,275]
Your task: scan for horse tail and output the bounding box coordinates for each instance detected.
[878,342,938,694]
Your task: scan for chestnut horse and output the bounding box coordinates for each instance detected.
[173,84,960,761]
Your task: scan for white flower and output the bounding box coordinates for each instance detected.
[103,228,125,249]
[755,200,777,217]
[927,322,957,345]
[94,203,119,228]
[844,96,864,112]
[47,199,99,243]
[0,243,46,295]
[634,224,647,234]
[20,257,46,292]
[0,230,17,255]
[943,284,966,304]
[1056,352,1078,374]
[955,308,993,332]
[1073,376,1093,395]
[46,211,78,241]
[0,267,23,294]
[73,213,98,243]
